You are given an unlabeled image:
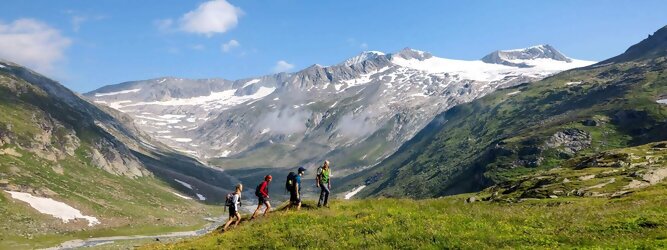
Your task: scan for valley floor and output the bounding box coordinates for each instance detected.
[144,186,667,249]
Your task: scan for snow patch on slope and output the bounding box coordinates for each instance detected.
[117,87,275,110]
[344,185,366,199]
[94,88,141,97]
[171,192,192,200]
[174,179,193,189]
[5,191,100,226]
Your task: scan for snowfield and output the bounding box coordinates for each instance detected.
[174,179,193,189]
[5,191,100,226]
[658,99,667,104]
[344,185,367,199]
[94,88,141,97]
[391,52,594,82]
[171,192,193,200]
[119,87,276,110]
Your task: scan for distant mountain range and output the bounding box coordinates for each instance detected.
[85,45,593,182]
[342,25,667,199]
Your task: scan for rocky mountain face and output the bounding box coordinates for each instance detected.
[343,26,667,199]
[0,60,237,202]
[86,46,593,181]
[0,60,247,248]
[0,60,149,177]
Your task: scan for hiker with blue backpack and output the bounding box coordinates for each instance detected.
[223,183,243,231]
[316,160,332,208]
[251,175,272,219]
[286,167,306,211]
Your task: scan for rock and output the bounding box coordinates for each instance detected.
[549,195,558,199]
[581,119,599,126]
[465,196,478,203]
[562,178,571,183]
[578,174,596,181]
[611,190,633,198]
[575,152,632,169]
[0,147,22,157]
[545,128,591,157]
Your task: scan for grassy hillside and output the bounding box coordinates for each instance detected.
[340,26,667,198]
[0,61,226,249]
[0,149,217,249]
[145,184,667,249]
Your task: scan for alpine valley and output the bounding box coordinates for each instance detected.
[2,13,667,248]
[86,45,593,187]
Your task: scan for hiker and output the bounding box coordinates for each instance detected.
[223,183,243,231]
[316,160,332,207]
[251,175,272,219]
[286,167,306,211]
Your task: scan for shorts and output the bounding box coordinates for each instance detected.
[228,206,238,217]
[289,191,301,204]
[258,196,270,205]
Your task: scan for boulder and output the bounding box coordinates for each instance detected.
[581,119,599,126]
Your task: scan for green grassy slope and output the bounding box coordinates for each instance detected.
[0,63,222,249]
[340,26,667,198]
[0,149,216,249]
[146,185,667,249]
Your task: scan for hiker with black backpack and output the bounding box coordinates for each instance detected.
[316,160,332,208]
[286,167,306,211]
[251,175,272,219]
[223,183,243,231]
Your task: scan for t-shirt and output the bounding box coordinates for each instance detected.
[259,181,269,198]
[231,193,240,211]
[295,175,302,192]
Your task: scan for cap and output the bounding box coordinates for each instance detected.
[265,175,272,181]
[298,167,306,173]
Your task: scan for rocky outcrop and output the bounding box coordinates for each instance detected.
[545,128,591,157]
[90,138,149,178]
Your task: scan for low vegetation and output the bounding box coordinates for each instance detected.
[146,185,667,249]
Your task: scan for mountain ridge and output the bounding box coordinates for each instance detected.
[84,45,594,190]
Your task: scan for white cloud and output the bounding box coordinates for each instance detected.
[0,18,71,74]
[360,43,369,49]
[272,60,294,73]
[221,39,240,52]
[179,0,243,36]
[191,44,205,50]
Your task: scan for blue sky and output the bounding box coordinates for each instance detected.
[1,0,666,92]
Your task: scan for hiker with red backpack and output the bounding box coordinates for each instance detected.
[251,175,272,219]
[223,183,243,231]
[286,167,306,211]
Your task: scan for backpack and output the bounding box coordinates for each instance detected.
[225,193,235,207]
[255,183,263,197]
[285,172,297,192]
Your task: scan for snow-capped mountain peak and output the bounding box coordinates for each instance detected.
[87,44,595,163]
[342,51,387,66]
[481,44,573,67]
[392,48,433,61]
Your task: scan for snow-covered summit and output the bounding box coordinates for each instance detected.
[342,51,387,66]
[391,48,433,61]
[481,44,572,67]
